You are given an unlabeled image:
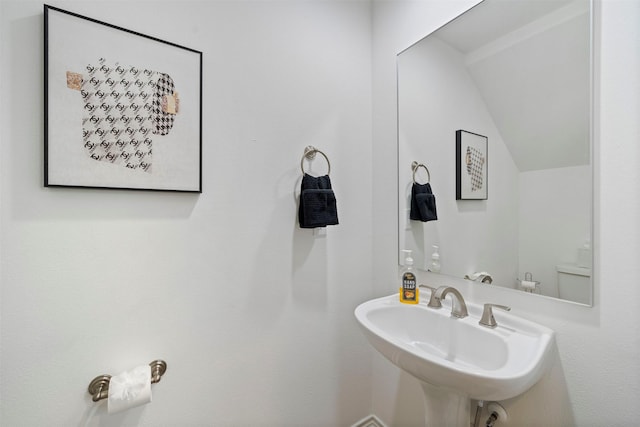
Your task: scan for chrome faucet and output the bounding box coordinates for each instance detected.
[479,303,511,328]
[464,272,493,284]
[418,284,442,308]
[433,286,468,318]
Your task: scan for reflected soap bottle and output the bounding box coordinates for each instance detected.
[577,240,591,268]
[399,250,418,304]
[428,245,441,273]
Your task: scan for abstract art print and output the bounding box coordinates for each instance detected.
[456,130,488,200]
[44,5,202,192]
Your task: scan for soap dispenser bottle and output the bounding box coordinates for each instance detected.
[400,250,419,304]
[428,245,441,273]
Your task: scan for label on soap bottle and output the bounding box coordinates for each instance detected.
[400,272,418,304]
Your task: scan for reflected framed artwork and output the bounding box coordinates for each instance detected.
[456,130,487,200]
[44,5,202,192]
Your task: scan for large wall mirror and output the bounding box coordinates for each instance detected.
[398,0,593,305]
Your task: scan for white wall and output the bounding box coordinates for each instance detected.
[519,165,592,299]
[372,0,640,425]
[0,1,374,426]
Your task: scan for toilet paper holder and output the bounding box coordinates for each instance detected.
[88,360,167,402]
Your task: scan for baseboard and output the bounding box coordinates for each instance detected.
[351,414,387,427]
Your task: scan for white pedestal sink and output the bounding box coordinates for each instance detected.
[355,293,554,426]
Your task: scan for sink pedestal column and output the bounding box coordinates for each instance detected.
[420,382,469,427]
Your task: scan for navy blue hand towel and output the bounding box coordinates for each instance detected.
[410,182,438,222]
[298,174,339,228]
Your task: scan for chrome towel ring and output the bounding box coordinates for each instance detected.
[301,145,331,176]
[412,161,430,184]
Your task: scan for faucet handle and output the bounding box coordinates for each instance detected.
[419,285,442,308]
[479,303,511,328]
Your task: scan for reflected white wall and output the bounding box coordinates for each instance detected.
[398,35,519,286]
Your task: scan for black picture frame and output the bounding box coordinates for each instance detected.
[44,5,203,192]
[456,130,488,200]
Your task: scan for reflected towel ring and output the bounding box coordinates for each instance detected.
[301,146,331,175]
[412,161,430,184]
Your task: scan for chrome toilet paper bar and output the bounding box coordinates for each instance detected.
[87,360,167,402]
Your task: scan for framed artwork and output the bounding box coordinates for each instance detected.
[456,130,487,200]
[44,5,202,192]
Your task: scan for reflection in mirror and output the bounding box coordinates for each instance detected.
[397,0,592,305]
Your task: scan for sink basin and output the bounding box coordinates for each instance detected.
[355,293,555,401]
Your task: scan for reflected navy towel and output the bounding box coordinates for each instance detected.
[410,183,438,222]
[298,174,339,228]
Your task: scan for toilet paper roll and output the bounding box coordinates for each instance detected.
[521,280,537,291]
[107,365,152,414]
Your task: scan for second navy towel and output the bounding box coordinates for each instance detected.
[410,182,438,222]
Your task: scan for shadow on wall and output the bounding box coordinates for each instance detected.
[77,396,145,427]
[497,345,574,426]
[290,170,329,310]
[391,370,427,427]
[245,168,329,326]
[385,345,574,426]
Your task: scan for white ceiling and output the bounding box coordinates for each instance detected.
[435,0,591,172]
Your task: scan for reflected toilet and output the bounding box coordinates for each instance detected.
[556,264,591,304]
